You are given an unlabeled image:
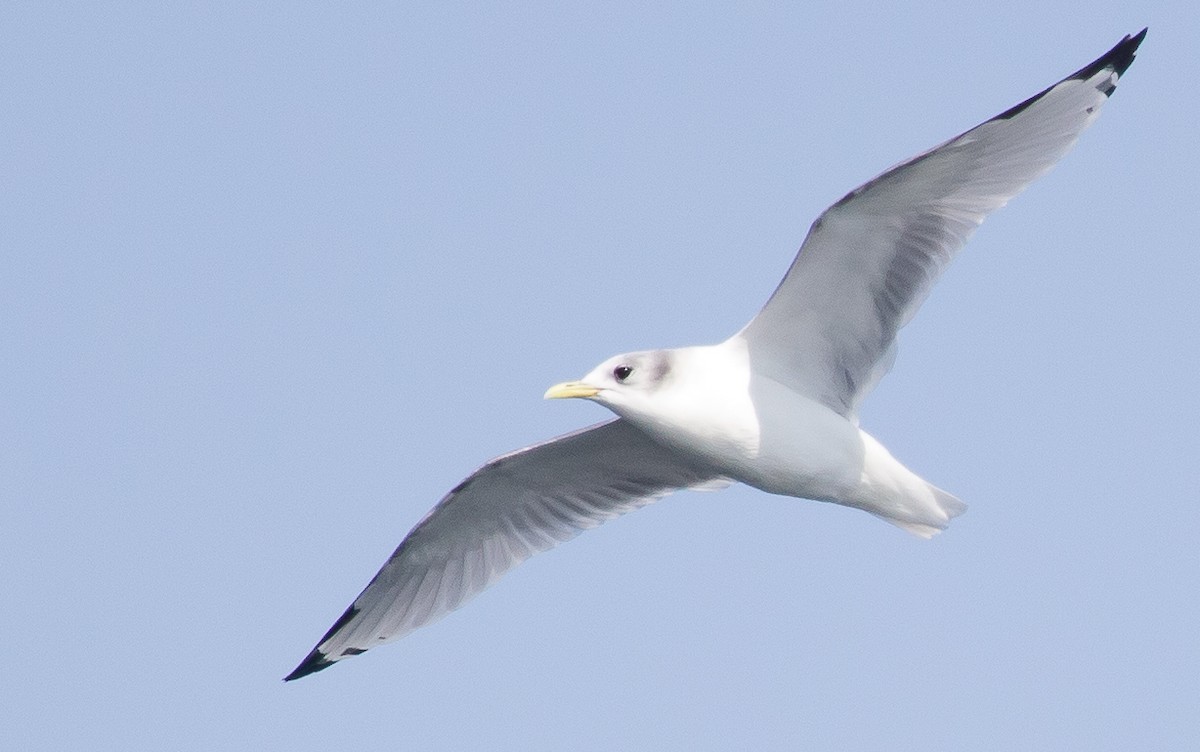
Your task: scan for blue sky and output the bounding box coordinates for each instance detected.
[3,2,1196,750]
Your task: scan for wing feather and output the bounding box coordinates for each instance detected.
[736,30,1145,415]
[285,419,719,680]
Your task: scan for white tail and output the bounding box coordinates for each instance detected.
[852,431,968,538]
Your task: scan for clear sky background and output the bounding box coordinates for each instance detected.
[3,2,1196,750]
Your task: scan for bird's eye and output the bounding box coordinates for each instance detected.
[613,365,633,383]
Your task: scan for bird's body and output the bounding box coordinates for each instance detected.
[285,30,1145,681]
[577,342,963,538]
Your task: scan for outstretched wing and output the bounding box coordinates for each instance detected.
[735,30,1145,415]
[285,419,721,680]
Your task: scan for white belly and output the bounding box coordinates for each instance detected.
[626,359,865,502]
[604,343,964,537]
[726,374,864,501]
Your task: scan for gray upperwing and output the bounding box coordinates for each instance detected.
[285,418,719,680]
[735,31,1144,416]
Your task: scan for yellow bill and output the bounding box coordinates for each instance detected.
[543,381,601,400]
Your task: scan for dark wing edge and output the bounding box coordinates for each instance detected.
[994,28,1146,121]
[736,30,1145,415]
[833,28,1146,213]
[284,419,720,681]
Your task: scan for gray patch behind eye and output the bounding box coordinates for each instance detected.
[647,350,673,388]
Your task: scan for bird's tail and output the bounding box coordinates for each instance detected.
[876,484,966,539]
[854,430,968,539]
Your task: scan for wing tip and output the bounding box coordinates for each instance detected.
[1071,28,1147,85]
[283,648,336,682]
[1107,28,1148,78]
[993,29,1147,122]
[283,603,363,681]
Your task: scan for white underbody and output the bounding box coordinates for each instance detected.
[603,341,965,537]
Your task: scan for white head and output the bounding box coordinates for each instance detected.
[544,349,676,419]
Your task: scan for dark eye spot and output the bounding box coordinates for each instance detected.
[613,365,633,383]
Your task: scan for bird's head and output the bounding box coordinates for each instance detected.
[544,350,675,418]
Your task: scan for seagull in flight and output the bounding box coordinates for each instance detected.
[286,30,1145,681]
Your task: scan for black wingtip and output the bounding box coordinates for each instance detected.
[1071,28,1147,83]
[283,603,363,682]
[1114,28,1148,76]
[284,648,336,682]
[994,29,1147,121]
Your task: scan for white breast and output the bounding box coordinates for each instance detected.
[736,372,864,500]
[622,341,864,502]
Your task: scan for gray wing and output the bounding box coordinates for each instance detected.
[285,419,721,680]
[735,30,1144,416]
